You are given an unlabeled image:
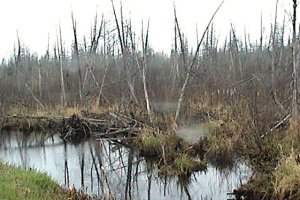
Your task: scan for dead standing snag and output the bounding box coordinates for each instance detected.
[174,0,225,122]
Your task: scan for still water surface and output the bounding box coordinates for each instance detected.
[0,131,251,200]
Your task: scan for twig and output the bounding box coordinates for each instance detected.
[261,113,291,138]
[25,83,45,108]
[93,127,139,137]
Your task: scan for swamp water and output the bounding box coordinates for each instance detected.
[0,131,252,200]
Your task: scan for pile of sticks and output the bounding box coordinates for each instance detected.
[1,111,153,144]
[60,111,146,144]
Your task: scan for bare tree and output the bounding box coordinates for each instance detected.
[58,24,66,107]
[292,0,298,117]
[174,0,225,122]
[38,63,42,99]
[230,24,243,80]
[272,0,279,92]
[260,13,263,51]
[71,12,83,106]
[111,0,139,104]
[142,20,152,123]
[90,12,104,54]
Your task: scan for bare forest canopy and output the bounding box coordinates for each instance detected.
[0,1,299,130]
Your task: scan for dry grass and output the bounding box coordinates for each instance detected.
[135,129,208,175]
[135,129,182,157]
[187,100,244,158]
[287,117,300,144]
[50,106,83,116]
[273,153,300,199]
[135,130,164,156]
[3,104,83,117]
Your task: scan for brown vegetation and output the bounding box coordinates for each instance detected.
[1,0,300,198]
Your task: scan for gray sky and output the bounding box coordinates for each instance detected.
[0,0,293,59]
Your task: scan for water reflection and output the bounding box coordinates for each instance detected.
[0,131,251,199]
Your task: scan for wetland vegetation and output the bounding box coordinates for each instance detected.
[1,0,300,199]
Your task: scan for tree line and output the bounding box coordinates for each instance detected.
[0,0,299,133]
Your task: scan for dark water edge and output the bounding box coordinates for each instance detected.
[0,131,252,200]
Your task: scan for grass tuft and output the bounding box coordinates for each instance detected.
[0,161,67,200]
[135,129,207,175]
[273,153,300,199]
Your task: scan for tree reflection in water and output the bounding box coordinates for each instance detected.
[0,131,252,199]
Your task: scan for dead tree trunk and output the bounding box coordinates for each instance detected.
[292,0,298,117]
[15,31,22,91]
[230,25,243,80]
[71,12,83,106]
[170,23,179,97]
[141,20,152,123]
[260,13,263,52]
[174,0,225,122]
[111,0,139,104]
[272,0,279,92]
[38,63,42,99]
[25,83,45,108]
[58,24,66,107]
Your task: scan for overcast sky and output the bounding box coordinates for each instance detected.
[0,0,294,59]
